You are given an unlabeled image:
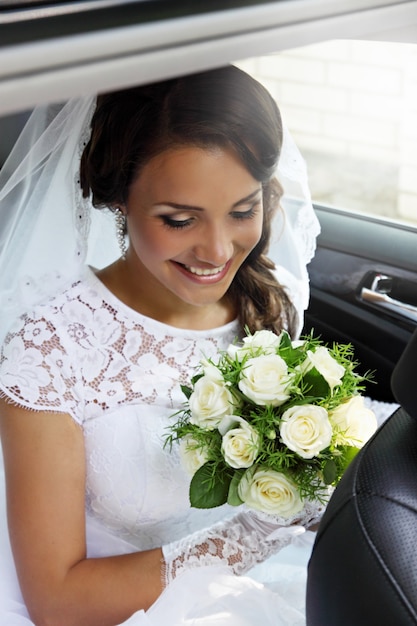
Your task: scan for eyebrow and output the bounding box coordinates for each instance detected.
[155,188,262,212]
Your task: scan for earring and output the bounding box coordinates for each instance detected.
[115,207,127,259]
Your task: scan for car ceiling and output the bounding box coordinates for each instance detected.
[0,0,417,115]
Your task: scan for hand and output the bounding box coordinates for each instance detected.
[161,497,329,585]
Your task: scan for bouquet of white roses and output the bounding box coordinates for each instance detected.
[166,329,377,518]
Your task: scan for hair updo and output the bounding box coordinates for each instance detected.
[80,65,298,336]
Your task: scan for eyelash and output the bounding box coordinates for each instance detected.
[231,204,259,220]
[161,216,194,230]
[161,204,260,230]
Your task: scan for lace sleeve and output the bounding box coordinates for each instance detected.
[162,498,325,586]
[0,311,80,423]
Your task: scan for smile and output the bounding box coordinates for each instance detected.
[183,263,226,276]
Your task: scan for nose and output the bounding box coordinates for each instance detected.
[192,223,234,266]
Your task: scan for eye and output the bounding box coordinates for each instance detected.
[231,202,260,220]
[160,215,194,229]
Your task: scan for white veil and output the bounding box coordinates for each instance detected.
[0,94,320,344]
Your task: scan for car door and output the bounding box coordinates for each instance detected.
[305,206,417,403]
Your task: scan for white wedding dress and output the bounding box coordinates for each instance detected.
[0,92,400,626]
[0,266,318,626]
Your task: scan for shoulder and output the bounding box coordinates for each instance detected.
[0,269,110,422]
[7,267,111,336]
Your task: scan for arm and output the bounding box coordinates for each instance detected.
[0,399,163,626]
[1,395,324,626]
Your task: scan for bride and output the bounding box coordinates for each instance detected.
[0,65,371,625]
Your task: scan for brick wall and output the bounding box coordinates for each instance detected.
[237,40,417,225]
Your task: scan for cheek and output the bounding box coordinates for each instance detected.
[241,216,264,251]
[128,220,175,260]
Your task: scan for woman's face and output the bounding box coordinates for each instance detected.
[123,145,263,318]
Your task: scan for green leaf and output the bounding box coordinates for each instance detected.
[227,470,245,506]
[278,342,304,367]
[343,445,360,466]
[180,384,193,399]
[189,462,231,509]
[279,330,292,349]
[323,459,337,484]
[302,368,330,398]
[190,373,205,386]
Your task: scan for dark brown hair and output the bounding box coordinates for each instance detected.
[80,66,298,336]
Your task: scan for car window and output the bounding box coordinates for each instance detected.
[238,39,417,228]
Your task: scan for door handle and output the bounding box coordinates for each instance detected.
[360,274,417,323]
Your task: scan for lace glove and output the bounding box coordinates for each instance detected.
[162,498,326,586]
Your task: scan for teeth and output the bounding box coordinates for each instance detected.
[184,264,226,276]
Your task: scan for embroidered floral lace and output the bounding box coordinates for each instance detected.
[0,267,327,583]
[162,499,326,585]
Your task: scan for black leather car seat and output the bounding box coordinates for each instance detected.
[306,329,417,626]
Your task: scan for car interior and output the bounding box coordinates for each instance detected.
[307,327,417,625]
[1,1,417,623]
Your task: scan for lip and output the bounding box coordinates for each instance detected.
[173,259,232,283]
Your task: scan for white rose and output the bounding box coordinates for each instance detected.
[201,362,224,383]
[241,330,282,355]
[302,346,345,391]
[238,354,293,406]
[219,415,260,469]
[329,395,377,447]
[280,404,333,459]
[227,330,281,362]
[238,466,304,517]
[189,375,234,430]
[291,339,306,349]
[179,435,210,475]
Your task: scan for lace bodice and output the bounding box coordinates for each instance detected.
[0,267,241,549]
